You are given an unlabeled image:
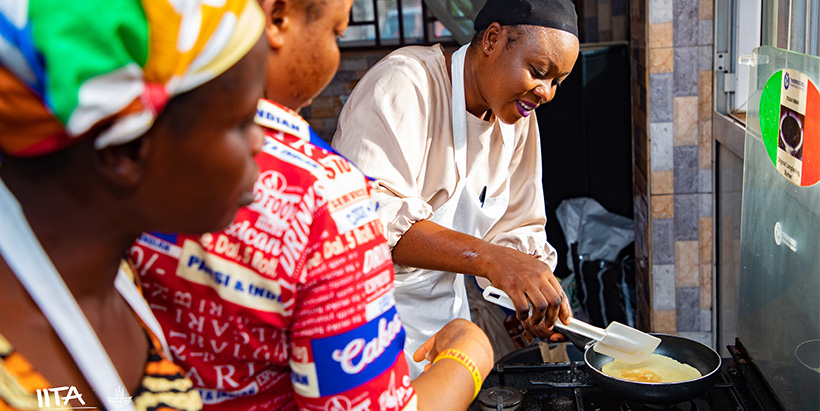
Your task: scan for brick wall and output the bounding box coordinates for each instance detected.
[303,50,392,142]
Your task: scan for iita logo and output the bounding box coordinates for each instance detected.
[35,386,132,410]
[106,387,133,411]
[36,387,90,409]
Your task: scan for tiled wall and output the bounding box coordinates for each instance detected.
[577,0,630,42]
[640,0,714,346]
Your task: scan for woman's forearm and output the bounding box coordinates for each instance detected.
[391,219,570,329]
[411,360,480,411]
[409,319,494,411]
[391,219,496,277]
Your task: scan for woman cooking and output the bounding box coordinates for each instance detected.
[332,0,580,376]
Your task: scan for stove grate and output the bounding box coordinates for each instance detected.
[473,346,783,411]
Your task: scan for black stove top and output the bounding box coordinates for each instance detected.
[470,344,784,411]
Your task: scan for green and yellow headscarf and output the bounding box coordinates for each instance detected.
[0,0,264,156]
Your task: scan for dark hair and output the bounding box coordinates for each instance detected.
[0,127,102,176]
[469,24,529,51]
[469,29,484,47]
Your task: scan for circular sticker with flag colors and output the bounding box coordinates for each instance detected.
[759,69,820,186]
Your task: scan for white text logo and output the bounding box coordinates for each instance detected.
[36,386,86,409]
[331,314,402,374]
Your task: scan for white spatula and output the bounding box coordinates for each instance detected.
[482,285,660,364]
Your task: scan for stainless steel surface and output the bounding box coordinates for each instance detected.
[714,112,747,159]
[737,46,820,411]
[717,143,744,358]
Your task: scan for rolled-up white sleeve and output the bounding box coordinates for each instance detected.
[371,186,433,249]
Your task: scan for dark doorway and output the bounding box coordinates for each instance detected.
[536,42,634,278]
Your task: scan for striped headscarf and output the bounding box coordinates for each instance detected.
[0,0,265,157]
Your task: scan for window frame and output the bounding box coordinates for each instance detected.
[339,0,459,51]
[716,0,820,120]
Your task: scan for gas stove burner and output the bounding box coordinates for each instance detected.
[470,386,539,411]
[620,399,704,411]
[474,344,779,410]
[479,387,523,408]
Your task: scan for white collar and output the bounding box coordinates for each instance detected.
[255,99,311,141]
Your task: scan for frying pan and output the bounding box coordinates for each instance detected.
[582,333,722,404]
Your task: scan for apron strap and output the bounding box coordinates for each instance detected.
[451,44,517,181]
[451,44,470,181]
[0,178,135,411]
[115,263,172,359]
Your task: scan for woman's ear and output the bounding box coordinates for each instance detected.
[262,0,289,50]
[482,22,502,55]
[95,136,152,189]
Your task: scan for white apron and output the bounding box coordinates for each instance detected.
[0,177,171,410]
[394,44,515,377]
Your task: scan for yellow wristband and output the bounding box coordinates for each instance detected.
[432,348,482,400]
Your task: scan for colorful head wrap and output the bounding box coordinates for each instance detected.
[0,0,265,157]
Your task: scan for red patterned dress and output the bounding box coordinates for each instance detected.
[130,100,417,411]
